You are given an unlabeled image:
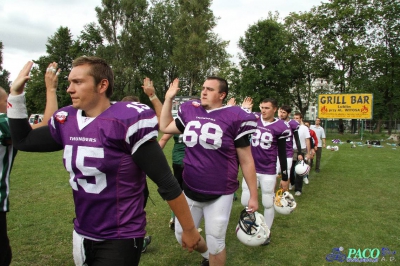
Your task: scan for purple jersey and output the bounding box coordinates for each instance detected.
[177,101,257,195]
[48,102,158,239]
[251,117,291,175]
[286,119,300,157]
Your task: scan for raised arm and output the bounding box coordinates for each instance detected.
[32,62,59,129]
[142,77,163,123]
[160,79,181,134]
[7,61,62,152]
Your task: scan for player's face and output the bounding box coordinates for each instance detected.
[294,115,302,124]
[67,65,102,113]
[200,79,225,110]
[316,118,321,125]
[259,102,276,122]
[279,109,289,120]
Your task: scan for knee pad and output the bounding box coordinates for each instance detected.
[262,193,274,209]
[206,234,226,255]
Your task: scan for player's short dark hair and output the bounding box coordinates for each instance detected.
[280,105,292,114]
[294,112,303,119]
[72,56,114,98]
[121,95,140,102]
[207,76,228,100]
[261,98,278,108]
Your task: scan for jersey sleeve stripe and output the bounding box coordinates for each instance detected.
[125,116,158,144]
[130,131,159,155]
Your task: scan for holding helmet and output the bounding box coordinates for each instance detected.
[236,209,270,246]
[295,160,310,177]
[274,189,297,215]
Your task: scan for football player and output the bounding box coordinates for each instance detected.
[278,105,303,189]
[7,57,201,266]
[240,98,291,245]
[160,77,259,266]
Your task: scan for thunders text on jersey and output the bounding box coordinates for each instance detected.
[69,136,97,142]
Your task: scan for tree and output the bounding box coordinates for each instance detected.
[25,27,76,114]
[95,0,149,101]
[172,0,229,96]
[236,14,292,106]
[0,41,11,90]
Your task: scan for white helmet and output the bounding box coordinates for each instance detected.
[333,145,339,151]
[236,209,270,246]
[274,189,297,215]
[295,160,310,176]
[327,145,332,150]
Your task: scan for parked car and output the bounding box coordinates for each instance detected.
[29,114,44,125]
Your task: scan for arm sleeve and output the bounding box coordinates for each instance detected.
[293,130,303,158]
[175,118,185,133]
[132,139,182,201]
[9,118,63,152]
[234,134,251,148]
[278,137,288,181]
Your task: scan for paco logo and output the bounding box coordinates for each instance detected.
[326,247,396,263]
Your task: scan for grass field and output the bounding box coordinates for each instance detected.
[7,133,400,265]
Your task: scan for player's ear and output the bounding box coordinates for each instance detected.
[97,79,109,94]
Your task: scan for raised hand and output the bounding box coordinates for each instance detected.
[10,61,34,95]
[241,96,253,111]
[45,62,61,92]
[142,77,156,97]
[227,97,236,106]
[165,78,180,100]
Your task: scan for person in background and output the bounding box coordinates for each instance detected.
[277,105,302,191]
[1,62,59,266]
[303,121,318,184]
[292,112,311,196]
[241,97,290,245]
[7,58,200,266]
[310,117,326,173]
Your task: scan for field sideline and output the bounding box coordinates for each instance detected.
[7,133,400,265]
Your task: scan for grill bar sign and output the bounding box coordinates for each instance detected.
[318,93,373,119]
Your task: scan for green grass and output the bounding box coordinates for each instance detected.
[7,133,400,265]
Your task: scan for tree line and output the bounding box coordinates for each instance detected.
[0,0,398,133]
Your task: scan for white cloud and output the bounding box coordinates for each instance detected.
[1,0,324,81]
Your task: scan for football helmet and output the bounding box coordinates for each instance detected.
[236,209,270,246]
[274,189,297,215]
[295,160,310,176]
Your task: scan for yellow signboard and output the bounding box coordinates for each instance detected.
[318,94,373,119]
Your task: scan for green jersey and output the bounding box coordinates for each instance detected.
[0,114,17,212]
[172,134,185,165]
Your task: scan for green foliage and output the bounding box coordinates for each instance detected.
[7,133,400,265]
[236,15,292,105]
[0,41,11,90]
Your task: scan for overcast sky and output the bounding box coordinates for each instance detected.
[1,0,324,81]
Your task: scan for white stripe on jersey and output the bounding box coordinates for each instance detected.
[125,116,158,144]
[235,121,257,140]
[130,131,159,155]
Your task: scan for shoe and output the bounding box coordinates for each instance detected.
[200,258,209,266]
[316,169,320,173]
[142,235,152,253]
[303,177,309,184]
[289,184,293,190]
[295,191,302,196]
[169,217,175,231]
[261,234,271,246]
